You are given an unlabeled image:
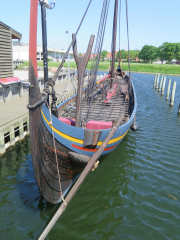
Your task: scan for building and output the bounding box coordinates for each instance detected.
[0,21,22,78]
[13,42,74,62]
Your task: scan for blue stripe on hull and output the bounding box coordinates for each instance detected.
[41,81,137,157]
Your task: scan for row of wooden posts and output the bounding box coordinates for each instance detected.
[154,73,180,114]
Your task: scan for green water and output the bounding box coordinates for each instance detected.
[0,73,180,240]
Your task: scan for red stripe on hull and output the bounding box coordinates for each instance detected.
[71,144,118,152]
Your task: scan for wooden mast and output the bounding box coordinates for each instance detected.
[29,0,38,80]
[111,0,118,88]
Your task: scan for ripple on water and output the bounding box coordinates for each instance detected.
[0,74,180,240]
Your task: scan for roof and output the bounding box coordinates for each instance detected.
[0,21,22,40]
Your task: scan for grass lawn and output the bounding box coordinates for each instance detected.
[18,61,180,75]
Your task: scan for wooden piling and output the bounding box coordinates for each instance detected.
[155,74,159,89]
[166,79,171,100]
[170,81,177,106]
[158,75,163,92]
[154,73,157,88]
[178,103,180,115]
[161,76,166,95]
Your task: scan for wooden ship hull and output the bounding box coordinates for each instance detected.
[29,74,137,204]
[28,0,137,204]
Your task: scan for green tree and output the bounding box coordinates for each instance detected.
[175,43,180,60]
[163,43,176,62]
[158,42,177,62]
[139,45,157,63]
[116,50,127,61]
[157,42,168,63]
[101,50,108,61]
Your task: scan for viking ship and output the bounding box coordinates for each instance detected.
[28,0,137,204]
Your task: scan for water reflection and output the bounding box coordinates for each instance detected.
[0,73,180,240]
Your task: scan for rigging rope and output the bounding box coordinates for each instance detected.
[125,0,131,81]
[131,76,153,87]
[118,0,121,62]
[51,0,92,84]
[85,0,110,124]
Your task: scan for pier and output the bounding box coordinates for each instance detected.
[0,69,104,155]
[0,69,77,155]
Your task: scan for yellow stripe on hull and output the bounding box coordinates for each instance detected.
[41,110,129,146]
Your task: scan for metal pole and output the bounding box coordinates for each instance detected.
[41,2,48,86]
[170,81,177,106]
[54,43,56,60]
[58,44,60,61]
[51,0,92,83]
[166,78,171,100]
[68,31,69,79]
[161,76,166,95]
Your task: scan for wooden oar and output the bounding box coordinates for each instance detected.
[38,114,125,240]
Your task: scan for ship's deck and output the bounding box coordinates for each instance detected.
[58,75,133,127]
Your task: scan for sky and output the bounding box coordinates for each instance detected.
[1,0,180,53]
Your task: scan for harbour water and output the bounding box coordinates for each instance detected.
[0,73,180,240]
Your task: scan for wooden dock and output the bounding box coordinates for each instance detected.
[0,71,105,156]
[0,69,79,156]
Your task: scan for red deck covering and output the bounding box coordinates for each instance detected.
[86,120,112,130]
[104,83,117,103]
[58,118,76,126]
[0,77,21,85]
[59,118,112,130]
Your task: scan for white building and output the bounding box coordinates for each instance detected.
[12,42,74,61]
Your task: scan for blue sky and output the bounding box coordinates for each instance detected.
[1,0,180,53]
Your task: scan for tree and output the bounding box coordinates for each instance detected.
[139,45,158,63]
[163,43,176,62]
[101,50,108,61]
[116,50,127,61]
[157,42,168,63]
[175,43,180,60]
[157,42,176,62]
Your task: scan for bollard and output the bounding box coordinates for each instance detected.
[156,74,159,89]
[170,81,177,106]
[166,79,171,100]
[158,75,163,92]
[154,73,157,88]
[161,76,166,95]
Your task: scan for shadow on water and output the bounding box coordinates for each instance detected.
[0,139,60,240]
[47,132,138,240]
[0,129,137,240]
